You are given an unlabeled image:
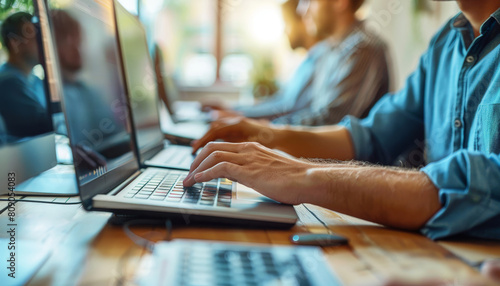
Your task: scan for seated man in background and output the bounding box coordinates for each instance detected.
[210,0,391,126]
[185,0,500,241]
[207,0,326,120]
[0,12,52,140]
[0,114,8,145]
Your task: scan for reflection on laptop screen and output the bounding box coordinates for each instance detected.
[115,3,164,155]
[0,5,53,145]
[48,0,135,186]
[0,0,58,191]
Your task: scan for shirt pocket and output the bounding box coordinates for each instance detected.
[474,103,500,154]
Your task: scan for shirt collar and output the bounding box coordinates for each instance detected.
[0,62,39,85]
[451,7,500,34]
[491,7,500,25]
[324,20,363,48]
[0,62,26,79]
[451,13,469,29]
[307,39,331,59]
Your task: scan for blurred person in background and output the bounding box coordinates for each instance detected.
[205,0,327,120]
[208,0,391,126]
[0,12,52,140]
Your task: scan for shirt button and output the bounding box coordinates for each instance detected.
[454,119,463,128]
[471,194,482,203]
[466,56,475,63]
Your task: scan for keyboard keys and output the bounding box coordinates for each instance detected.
[177,248,310,286]
[165,197,182,203]
[150,195,166,201]
[122,172,232,207]
[134,194,149,200]
[219,184,232,192]
[148,240,341,286]
[217,187,232,207]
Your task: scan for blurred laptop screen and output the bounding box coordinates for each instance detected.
[48,0,135,186]
[116,2,164,156]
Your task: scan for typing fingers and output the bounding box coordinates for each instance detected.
[189,142,245,173]
[192,162,243,185]
[184,149,246,186]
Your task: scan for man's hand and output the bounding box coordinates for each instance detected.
[185,142,441,230]
[191,118,277,154]
[183,142,321,205]
[201,101,227,111]
[211,109,243,120]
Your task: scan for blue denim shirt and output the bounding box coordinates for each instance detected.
[340,10,500,240]
[274,21,390,126]
[0,63,50,139]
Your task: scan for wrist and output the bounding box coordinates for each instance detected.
[267,125,291,149]
[298,167,339,206]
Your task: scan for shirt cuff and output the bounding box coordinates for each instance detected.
[420,151,500,240]
[338,116,374,161]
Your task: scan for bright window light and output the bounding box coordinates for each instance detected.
[118,0,138,15]
[247,7,284,45]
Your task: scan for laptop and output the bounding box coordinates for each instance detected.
[115,3,203,171]
[150,20,211,142]
[139,240,341,286]
[50,0,298,227]
[153,46,213,125]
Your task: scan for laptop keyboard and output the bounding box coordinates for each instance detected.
[143,240,342,286]
[123,170,232,207]
[179,247,311,286]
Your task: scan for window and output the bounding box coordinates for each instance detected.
[146,0,293,89]
[118,0,139,15]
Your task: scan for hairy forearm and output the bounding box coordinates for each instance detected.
[269,125,355,161]
[303,166,442,230]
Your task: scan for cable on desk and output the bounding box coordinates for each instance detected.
[303,204,334,235]
[116,219,172,286]
[122,219,173,251]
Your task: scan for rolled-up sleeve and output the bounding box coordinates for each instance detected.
[338,52,428,165]
[421,151,500,240]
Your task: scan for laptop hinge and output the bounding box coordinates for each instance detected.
[107,170,143,196]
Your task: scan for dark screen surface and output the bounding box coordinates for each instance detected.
[115,2,164,163]
[48,0,138,205]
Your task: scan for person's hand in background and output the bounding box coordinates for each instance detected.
[201,100,228,112]
[191,117,276,154]
[210,109,244,121]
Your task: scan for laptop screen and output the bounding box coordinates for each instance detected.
[0,0,58,190]
[115,2,164,162]
[48,0,138,202]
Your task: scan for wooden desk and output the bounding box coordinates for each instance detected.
[1,198,499,286]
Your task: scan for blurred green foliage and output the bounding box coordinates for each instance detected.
[250,56,279,98]
[412,0,431,15]
[0,0,34,19]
